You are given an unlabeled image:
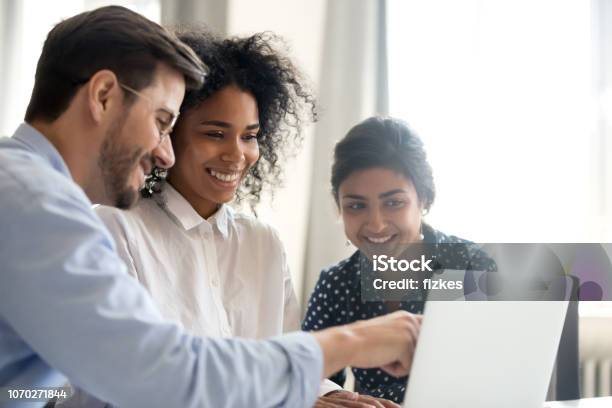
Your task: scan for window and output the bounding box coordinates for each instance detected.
[387,0,612,316]
[0,0,160,136]
[388,0,595,242]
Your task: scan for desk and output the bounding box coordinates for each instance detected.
[545,397,612,407]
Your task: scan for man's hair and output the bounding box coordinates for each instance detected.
[25,5,207,123]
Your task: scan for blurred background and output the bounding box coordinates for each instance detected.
[2,0,612,398]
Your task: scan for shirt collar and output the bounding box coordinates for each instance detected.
[208,202,233,238]
[12,122,71,178]
[159,183,233,238]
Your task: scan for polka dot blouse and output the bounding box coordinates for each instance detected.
[302,224,497,403]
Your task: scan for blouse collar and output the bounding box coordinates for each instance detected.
[156,183,233,239]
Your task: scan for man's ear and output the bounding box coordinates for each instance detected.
[87,70,119,124]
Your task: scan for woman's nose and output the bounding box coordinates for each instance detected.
[221,137,245,164]
[366,209,387,233]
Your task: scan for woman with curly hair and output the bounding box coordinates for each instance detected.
[58,30,401,407]
[104,29,314,350]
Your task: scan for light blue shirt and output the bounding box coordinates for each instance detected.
[0,123,323,408]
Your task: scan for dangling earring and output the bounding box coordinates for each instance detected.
[346,239,353,247]
[142,167,168,197]
[419,209,426,241]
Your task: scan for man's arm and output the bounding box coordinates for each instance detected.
[1,186,418,407]
[0,188,322,408]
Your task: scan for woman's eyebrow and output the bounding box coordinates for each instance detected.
[379,189,407,198]
[342,194,367,200]
[199,120,260,130]
[200,120,231,127]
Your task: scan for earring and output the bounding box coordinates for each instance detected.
[142,167,168,197]
[346,239,353,247]
[419,224,424,241]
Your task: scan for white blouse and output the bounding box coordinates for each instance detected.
[94,184,340,396]
[95,183,299,340]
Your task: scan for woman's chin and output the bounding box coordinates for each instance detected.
[359,244,390,259]
[204,191,235,206]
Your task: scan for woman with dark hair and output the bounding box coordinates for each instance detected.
[302,116,496,404]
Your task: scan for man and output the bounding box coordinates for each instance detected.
[0,6,421,408]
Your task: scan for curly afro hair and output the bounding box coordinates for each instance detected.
[142,28,317,209]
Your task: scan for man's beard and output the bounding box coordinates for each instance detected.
[98,116,151,209]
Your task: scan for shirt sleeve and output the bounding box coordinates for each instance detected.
[281,252,342,396]
[283,262,342,396]
[268,231,341,397]
[319,379,343,395]
[0,186,323,408]
[302,269,347,388]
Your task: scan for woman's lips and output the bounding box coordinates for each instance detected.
[364,234,397,244]
[366,235,393,244]
[206,168,242,188]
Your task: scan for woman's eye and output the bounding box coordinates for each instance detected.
[385,199,405,208]
[243,133,258,141]
[205,131,224,139]
[345,202,366,211]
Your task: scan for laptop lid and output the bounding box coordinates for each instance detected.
[402,301,569,408]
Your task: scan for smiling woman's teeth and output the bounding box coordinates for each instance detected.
[367,236,393,244]
[210,169,240,182]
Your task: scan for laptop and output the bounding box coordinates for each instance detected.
[402,300,569,408]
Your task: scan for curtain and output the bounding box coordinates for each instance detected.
[0,0,24,137]
[161,0,228,34]
[301,0,389,306]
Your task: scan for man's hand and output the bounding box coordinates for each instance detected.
[349,311,422,377]
[313,390,401,408]
[313,311,422,378]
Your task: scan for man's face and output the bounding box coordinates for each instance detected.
[99,63,184,209]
